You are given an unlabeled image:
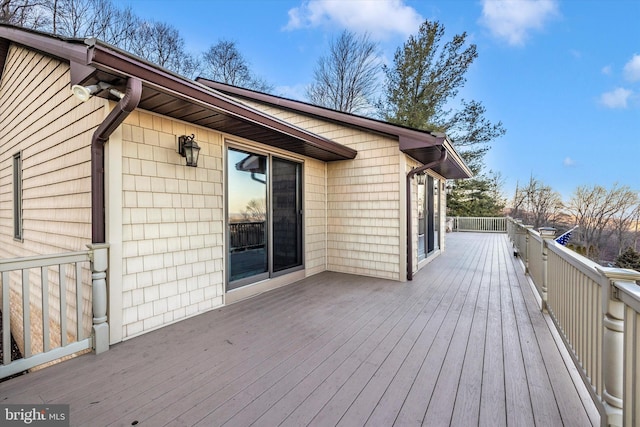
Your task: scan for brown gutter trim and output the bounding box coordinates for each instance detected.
[0,25,88,64]
[89,45,356,161]
[198,79,443,144]
[406,149,447,281]
[92,77,142,243]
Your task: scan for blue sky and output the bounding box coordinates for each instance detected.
[115,0,640,202]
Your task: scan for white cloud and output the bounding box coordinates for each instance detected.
[600,87,633,109]
[623,53,640,82]
[284,0,423,40]
[563,157,575,167]
[601,65,612,75]
[479,0,559,46]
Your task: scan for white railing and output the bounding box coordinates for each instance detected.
[0,244,109,380]
[508,217,640,427]
[449,216,507,233]
[616,283,640,427]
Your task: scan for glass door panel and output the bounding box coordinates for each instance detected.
[228,148,268,285]
[427,175,435,253]
[433,178,440,251]
[417,182,426,260]
[272,157,302,272]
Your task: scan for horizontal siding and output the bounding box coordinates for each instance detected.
[0,45,101,356]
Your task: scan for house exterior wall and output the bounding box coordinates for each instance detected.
[0,45,100,354]
[230,100,404,280]
[115,111,329,339]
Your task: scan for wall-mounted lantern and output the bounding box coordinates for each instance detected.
[415,173,427,185]
[178,134,200,167]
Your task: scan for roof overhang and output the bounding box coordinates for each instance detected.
[198,79,473,180]
[0,24,356,162]
[398,134,473,179]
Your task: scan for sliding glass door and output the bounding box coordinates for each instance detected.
[227,147,303,289]
[417,175,440,262]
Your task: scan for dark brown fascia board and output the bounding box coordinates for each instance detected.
[197,79,442,145]
[86,41,357,161]
[441,137,473,178]
[197,79,473,178]
[0,24,89,64]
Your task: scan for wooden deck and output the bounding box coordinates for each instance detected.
[0,233,599,426]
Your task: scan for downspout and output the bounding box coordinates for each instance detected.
[91,78,142,243]
[406,149,447,281]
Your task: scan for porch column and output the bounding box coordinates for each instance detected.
[538,227,556,312]
[597,267,640,427]
[88,243,110,354]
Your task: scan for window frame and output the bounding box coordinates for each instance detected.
[13,151,23,241]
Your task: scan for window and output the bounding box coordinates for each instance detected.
[13,152,22,240]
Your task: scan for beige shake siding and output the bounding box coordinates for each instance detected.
[119,112,225,338]
[229,100,405,280]
[117,111,329,339]
[0,45,99,354]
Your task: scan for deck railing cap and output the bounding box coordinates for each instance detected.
[595,266,640,282]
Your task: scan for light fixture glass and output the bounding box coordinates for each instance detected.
[416,173,427,185]
[71,82,121,102]
[178,134,200,167]
[71,84,100,102]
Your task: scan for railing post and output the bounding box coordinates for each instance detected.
[523,225,533,273]
[88,243,109,354]
[538,227,556,312]
[596,267,640,427]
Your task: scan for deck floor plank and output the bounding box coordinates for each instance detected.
[479,238,508,427]
[0,233,599,427]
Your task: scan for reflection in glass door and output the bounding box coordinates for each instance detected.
[228,148,268,285]
[417,182,426,261]
[227,147,303,289]
[417,176,440,261]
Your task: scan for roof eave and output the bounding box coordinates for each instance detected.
[0,25,356,162]
[199,79,473,179]
[86,43,356,161]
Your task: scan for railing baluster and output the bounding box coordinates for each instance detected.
[76,261,82,341]
[22,269,31,358]
[59,264,67,347]
[41,266,49,353]
[2,272,10,365]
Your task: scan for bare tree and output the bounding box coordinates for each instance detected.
[242,199,266,222]
[49,0,92,37]
[513,176,563,229]
[129,20,200,78]
[567,183,637,259]
[201,39,272,92]
[306,30,380,114]
[1,0,49,28]
[609,193,640,256]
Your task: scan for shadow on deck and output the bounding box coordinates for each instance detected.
[0,233,599,426]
